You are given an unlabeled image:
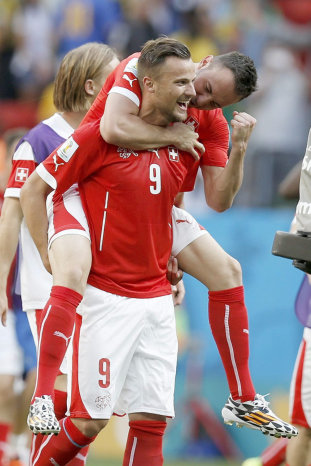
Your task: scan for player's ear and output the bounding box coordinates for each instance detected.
[85,79,96,96]
[143,76,155,93]
[198,55,213,70]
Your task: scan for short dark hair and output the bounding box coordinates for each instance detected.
[137,37,191,82]
[212,51,258,99]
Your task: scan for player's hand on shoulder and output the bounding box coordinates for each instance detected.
[168,123,204,161]
[0,291,8,326]
[230,111,256,146]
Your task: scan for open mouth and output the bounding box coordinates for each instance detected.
[177,102,188,111]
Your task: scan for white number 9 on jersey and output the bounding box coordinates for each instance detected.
[149,163,161,195]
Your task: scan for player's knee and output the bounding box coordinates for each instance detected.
[72,417,108,437]
[53,264,89,293]
[226,255,242,283]
[215,253,242,288]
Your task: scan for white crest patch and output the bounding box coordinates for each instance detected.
[185,116,199,130]
[57,136,79,162]
[123,58,138,76]
[15,167,29,182]
[168,147,179,162]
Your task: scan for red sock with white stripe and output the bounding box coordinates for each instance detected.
[32,417,95,465]
[208,286,256,401]
[123,420,167,466]
[53,389,90,466]
[32,286,82,401]
[0,422,11,465]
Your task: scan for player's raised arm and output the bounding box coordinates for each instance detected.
[202,111,256,212]
[20,172,53,272]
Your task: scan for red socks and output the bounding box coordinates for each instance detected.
[123,420,167,466]
[208,286,256,401]
[31,417,95,465]
[33,286,82,400]
[53,390,90,466]
[0,422,11,465]
[261,437,288,465]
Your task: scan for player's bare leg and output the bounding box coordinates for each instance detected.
[286,425,311,465]
[28,235,91,435]
[49,235,92,294]
[177,233,298,439]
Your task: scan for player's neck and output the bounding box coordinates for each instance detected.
[61,111,85,130]
[139,105,168,128]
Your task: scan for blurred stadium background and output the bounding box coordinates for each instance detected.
[1,0,311,464]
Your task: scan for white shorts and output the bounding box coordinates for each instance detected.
[0,310,23,376]
[171,206,207,256]
[47,184,90,249]
[68,285,177,420]
[289,327,311,428]
[27,309,68,375]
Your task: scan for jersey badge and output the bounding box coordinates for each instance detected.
[122,73,138,88]
[57,136,79,162]
[124,58,138,75]
[168,147,179,162]
[95,393,112,410]
[15,167,29,183]
[117,147,139,159]
[185,116,199,130]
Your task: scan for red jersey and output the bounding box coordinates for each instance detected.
[37,120,195,298]
[82,53,230,185]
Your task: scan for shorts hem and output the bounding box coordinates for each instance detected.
[172,229,207,256]
[117,407,175,418]
[70,411,111,420]
[48,229,90,249]
[290,416,310,428]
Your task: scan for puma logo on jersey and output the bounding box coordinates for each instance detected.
[176,219,191,224]
[53,154,65,172]
[122,74,137,87]
[150,149,160,158]
[53,331,71,347]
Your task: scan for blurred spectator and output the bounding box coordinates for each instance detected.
[235,42,311,207]
[119,0,176,56]
[172,3,219,62]
[54,0,124,59]
[9,0,55,101]
[0,0,19,99]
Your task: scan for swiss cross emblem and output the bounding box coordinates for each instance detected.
[185,116,199,130]
[168,147,179,162]
[15,167,29,183]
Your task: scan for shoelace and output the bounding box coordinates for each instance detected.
[253,393,270,409]
[32,396,54,410]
